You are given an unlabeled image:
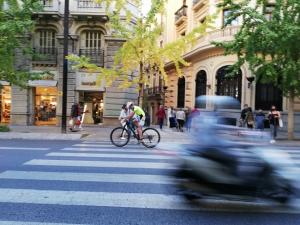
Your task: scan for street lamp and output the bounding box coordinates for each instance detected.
[61,0,69,133]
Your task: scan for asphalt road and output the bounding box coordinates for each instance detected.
[0,139,300,225]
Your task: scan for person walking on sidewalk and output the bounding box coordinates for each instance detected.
[245,107,254,129]
[156,105,166,130]
[69,102,81,131]
[168,107,177,128]
[176,108,186,132]
[239,104,249,127]
[268,105,281,143]
[255,109,265,131]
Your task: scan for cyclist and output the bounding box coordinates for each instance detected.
[125,102,145,141]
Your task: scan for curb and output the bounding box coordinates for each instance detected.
[0,132,83,141]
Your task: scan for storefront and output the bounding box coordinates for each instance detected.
[77,73,105,125]
[0,83,11,123]
[29,80,58,126]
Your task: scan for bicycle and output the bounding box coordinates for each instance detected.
[110,121,160,148]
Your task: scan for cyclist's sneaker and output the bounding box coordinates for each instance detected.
[121,137,126,140]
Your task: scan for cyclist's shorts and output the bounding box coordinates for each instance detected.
[133,115,145,127]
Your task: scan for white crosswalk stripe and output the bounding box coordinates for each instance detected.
[24,159,176,169]
[0,170,174,184]
[1,139,300,225]
[0,147,50,151]
[46,152,174,160]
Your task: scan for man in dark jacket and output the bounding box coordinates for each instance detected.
[240,104,249,127]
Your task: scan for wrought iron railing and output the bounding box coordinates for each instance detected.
[147,86,165,96]
[40,0,53,7]
[78,0,101,8]
[79,48,104,66]
[175,5,188,22]
[32,47,57,64]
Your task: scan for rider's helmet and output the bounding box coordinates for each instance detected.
[126,102,134,110]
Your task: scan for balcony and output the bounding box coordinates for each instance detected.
[32,47,57,65]
[146,86,164,96]
[79,49,104,67]
[175,5,188,26]
[70,0,107,20]
[39,0,61,13]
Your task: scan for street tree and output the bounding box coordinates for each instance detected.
[214,0,300,139]
[0,0,41,88]
[69,0,213,106]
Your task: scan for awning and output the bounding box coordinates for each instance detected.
[0,81,10,86]
[28,80,58,87]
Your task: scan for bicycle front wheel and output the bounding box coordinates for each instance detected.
[110,127,130,147]
[142,128,160,148]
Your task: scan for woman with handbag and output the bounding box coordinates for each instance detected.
[245,107,254,129]
[268,105,281,143]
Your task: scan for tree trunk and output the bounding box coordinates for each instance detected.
[287,92,295,140]
[138,62,144,107]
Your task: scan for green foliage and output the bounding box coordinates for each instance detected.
[0,124,10,132]
[69,0,214,92]
[214,0,300,96]
[0,0,42,87]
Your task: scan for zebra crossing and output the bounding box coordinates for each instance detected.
[0,140,300,224]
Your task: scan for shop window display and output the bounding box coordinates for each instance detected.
[0,86,11,123]
[35,87,57,125]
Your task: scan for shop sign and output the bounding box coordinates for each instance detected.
[76,72,105,91]
[28,80,58,87]
[0,81,10,86]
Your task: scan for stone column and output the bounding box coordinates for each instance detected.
[56,35,78,125]
[103,36,138,126]
[10,37,33,125]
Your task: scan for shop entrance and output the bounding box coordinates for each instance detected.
[35,87,57,125]
[79,91,104,124]
[0,86,11,123]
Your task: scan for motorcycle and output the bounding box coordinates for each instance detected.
[174,95,297,204]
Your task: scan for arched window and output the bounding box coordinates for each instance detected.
[255,81,282,111]
[33,29,57,63]
[79,30,104,66]
[195,70,207,108]
[216,66,242,102]
[177,77,185,108]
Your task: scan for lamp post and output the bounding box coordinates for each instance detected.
[61,0,69,133]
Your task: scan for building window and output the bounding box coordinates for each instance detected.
[177,77,185,108]
[33,29,57,63]
[41,0,53,7]
[195,70,207,108]
[255,82,282,111]
[216,66,242,103]
[223,9,239,27]
[79,30,104,66]
[38,29,56,48]
[264,4,275,21]
[78,0,101,8]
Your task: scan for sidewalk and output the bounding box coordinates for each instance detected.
[0,124,299,147]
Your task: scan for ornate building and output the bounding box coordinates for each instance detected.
[146,0,300,132]
[0,0,138,126]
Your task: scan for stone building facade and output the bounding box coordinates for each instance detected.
[1,0,138,126]
[145,0,300,135]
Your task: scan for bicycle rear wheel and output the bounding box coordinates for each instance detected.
[142,128,160,148]
[110,127,130,147]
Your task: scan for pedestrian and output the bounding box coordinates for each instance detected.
[255,109,265,131]
[92,98,100,124]
[145,111,151,127]
[168,107,177,128]
[119,104,128,127]
[176,108,186,132]
[245,107,254,129]
[239,104,249,127]
[69,102,81,131]
[156,105,166,130]
[268,105,281,143]
[188,106,200,131]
